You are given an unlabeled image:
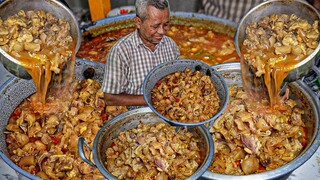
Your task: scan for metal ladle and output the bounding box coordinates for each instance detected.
[0,0,81,79]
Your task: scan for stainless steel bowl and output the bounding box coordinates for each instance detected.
[78,107,215,180]
[0,61,319,179]
[142,59,229,127]
[202,63,320,179]
[0,0,81,79]
[0,58,105,180]
[235,0,320,83]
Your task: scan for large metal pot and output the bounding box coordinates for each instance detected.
[78,107,215,179]
[0,60,319,179]
[0,58,105,180]
[202,63,320,179]
[77,11,238,65]
[83,11,237,33]
[235,0,320,83]
[0,0,82,79]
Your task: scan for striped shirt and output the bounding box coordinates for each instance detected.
[101,29,180,95]
[199,0,265,23]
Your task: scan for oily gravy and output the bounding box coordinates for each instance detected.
[77,17,239,65]
[241,14,319,106]
[0,10,76,107]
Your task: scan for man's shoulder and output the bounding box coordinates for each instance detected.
[162,35,175,43]
[161,35,179,49]
[112,31,136,49]
[106,31,140,61]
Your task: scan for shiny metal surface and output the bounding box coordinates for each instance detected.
[83,11,237,33]
[202,62,320,179]
[143,59,229,127]
[235,0,320,83]
[0,59,320,180]
[0,58,105,180]
[78,107,214,180]
[0,0,82,79]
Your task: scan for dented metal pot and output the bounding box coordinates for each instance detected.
[202,63,320,180]
[0,0,81,79]
[78,107,215,179]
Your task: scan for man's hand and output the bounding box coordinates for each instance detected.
[104,93,147,106]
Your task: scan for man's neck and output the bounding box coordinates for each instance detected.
[138,32,157,52]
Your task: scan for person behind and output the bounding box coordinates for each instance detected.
[199,0,264,23]
[199,0,319,23]
[101,0,180,108]
[308,0,320,10]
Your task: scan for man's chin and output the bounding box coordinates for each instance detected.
[152,37,163,43]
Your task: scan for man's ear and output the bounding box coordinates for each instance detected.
[134,16,142,29]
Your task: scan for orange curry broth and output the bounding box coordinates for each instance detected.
[9,42,76,109]
[172,25,239,65]
[77,19,240,65]
[241,46,304,106]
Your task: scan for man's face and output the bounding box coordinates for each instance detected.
[135,6,170,45]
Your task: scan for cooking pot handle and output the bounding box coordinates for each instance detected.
[78,137,97,168]
[208,120,214,130]
[312,65,320,77]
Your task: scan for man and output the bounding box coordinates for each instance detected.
[101,0,180,107]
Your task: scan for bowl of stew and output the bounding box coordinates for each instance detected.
[0,0,81,80]
[0,59,108,179]
[77,12,239,65]
[235,0,320,95]
[143,59,229,127]
[202,0,320,178]
[202,62,320,179]
[78,107,215,179]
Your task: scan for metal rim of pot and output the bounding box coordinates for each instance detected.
[0,10,237,179]
[234,0,320,83]
[201,62,320,179]
[0,5,318,178]
[0,62,319,179]
[83,11,237,32]
[0,0,82,80]
[142,59,229,128]
[78,107,215,180]
[0,58,105,180]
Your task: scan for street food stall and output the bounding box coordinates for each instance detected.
[0,0,319,179]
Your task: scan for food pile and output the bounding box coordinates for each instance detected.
[0,10,75,103]
[243,14,319,76]
[77,17,239,65]
[5,79,121,179]
[241,13,319,105]
[151,68,220,123]
[208,86,307,175]
[0,10,74,62]
[105,122,201,179]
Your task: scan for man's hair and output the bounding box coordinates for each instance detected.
[135,0,170,20]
